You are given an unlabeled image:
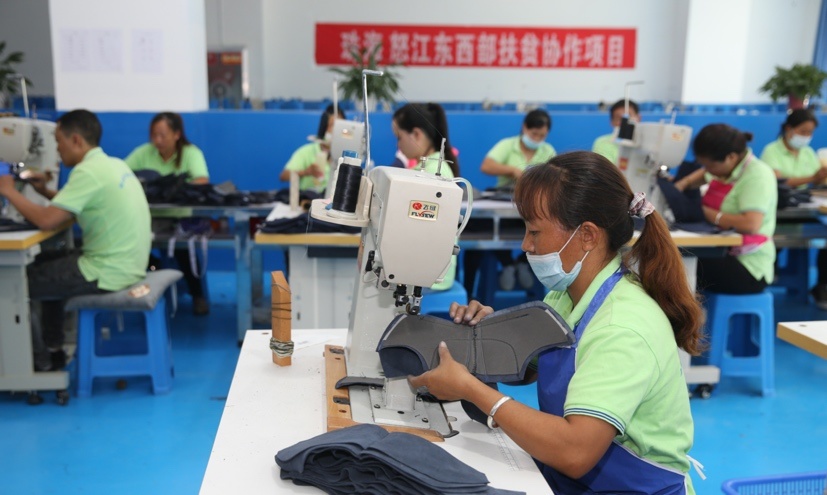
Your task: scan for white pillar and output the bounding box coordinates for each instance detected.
[48,0,208,111]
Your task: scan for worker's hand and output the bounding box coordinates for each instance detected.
[0,174,14,196]
[22,171,52,195]
[702,206,717,225]
[306,163,325,179]
[511,168,523,180]
[449,300,494,326]
[408,342,475,401]
[813,167,827,185]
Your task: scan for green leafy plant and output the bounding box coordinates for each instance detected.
[329,43,401,110]
[0,41,32,95]
[760,63,827,101]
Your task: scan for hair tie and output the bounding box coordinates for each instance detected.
[629,192,655,219]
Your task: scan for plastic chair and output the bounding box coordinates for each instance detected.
[704,290,775,396]
[66,270,182,397]
[420,281,468,318]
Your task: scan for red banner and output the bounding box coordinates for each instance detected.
[315,23,636,69]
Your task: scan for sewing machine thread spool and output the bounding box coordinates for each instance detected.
[331,150,362,216]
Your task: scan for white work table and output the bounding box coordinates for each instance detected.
[0,223,72,393]
[200,329,553,494]
[777,321,827,360]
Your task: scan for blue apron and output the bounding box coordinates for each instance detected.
[537,268,688,495]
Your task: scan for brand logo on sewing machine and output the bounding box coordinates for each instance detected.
[408,200,439,221]
[1,126,14,136]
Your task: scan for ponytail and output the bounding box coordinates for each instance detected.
[629,212,706,355]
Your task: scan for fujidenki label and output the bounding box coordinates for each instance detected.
[408,200,439,221]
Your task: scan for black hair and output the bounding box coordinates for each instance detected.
[513,151,705,355]
[392,102,460,177]
[150,112,191,169]
[693,124,753,162]
[609,99,639,117]
[523,109,551,131]
[56,109,102,146]
[780,109,818,136]
[317,104,347,140]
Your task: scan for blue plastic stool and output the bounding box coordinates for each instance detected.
[66,270,181,397]
[421,281,468,318]
[705,290,775,396]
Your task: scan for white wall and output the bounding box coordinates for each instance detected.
[682,0,820,103]
[0,0,55,96]
[255,0,690,103]
[48,0,208,111]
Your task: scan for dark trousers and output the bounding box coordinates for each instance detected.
[462,250,527,299]
[27,250,106,370]
[697,255,768,294]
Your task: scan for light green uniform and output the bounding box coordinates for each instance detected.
[543,256,695,494]
[759,137,821,189]
[707,151,777,283]
[52,148,151,291]
[125,143,209,181]
[284,142,328,193]
[592,133,619,165]
[415,151,457,291]
[486,136,556,188]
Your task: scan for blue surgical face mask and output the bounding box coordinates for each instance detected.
[788,133,812,150]
[521,134,543,150]
[526,225,589,291]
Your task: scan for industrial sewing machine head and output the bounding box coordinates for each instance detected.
[310,141,472,438]
[616,120,692,220]
[0,117,60,220]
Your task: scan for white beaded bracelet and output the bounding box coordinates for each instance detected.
[487,395,513,429]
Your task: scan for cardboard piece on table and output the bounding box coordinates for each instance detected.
[271,271,293,366]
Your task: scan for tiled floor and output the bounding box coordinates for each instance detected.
[1,272,825,494]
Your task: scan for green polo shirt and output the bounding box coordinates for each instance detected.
[543,256,695,494]
[284,142,328,193]
[414,151,457,291]
[485,136,556,188]
[759,137,821,189]
[706,151,777,283]
[125,143,209,181]
[592,133,619,165]
[52,148,151,291]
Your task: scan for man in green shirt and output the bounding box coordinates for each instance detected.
[592,99,640,165]
[0,109,151,371]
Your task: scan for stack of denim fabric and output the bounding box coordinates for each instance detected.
[276,424,524,495]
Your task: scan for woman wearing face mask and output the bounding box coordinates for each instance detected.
[279,104,347,193]
[411,151,705,494]
[676,124,778,294]
[475,109,556,292]
[592,98,640,165]
[480,108,556,188]
[126,112,211,315]
[761,110,827,307]
[392,102,460,291]
[760,109,825,189]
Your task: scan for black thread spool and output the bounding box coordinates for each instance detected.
[331,163,362,215]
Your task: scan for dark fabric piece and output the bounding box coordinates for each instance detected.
[377,301,574,383]
[273,188,324,205]
[671,221,720,234]
[818,249,827,285]
[258,212,361,234]
[777,181,812,209]
[697,255,768,294]
[27,250,107,370]
[658,177,704,223]
[137,171,272,206]
[276,424,524,495]
[173,248,204,297]
[0,218,38,232]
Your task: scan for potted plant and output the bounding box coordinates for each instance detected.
[760,63,827,109]
[0,41,31,109]
[329,43,402,112]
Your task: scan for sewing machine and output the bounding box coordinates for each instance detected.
[310,157,472,438]
[616,121,692,220]
[0,117,60,221]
